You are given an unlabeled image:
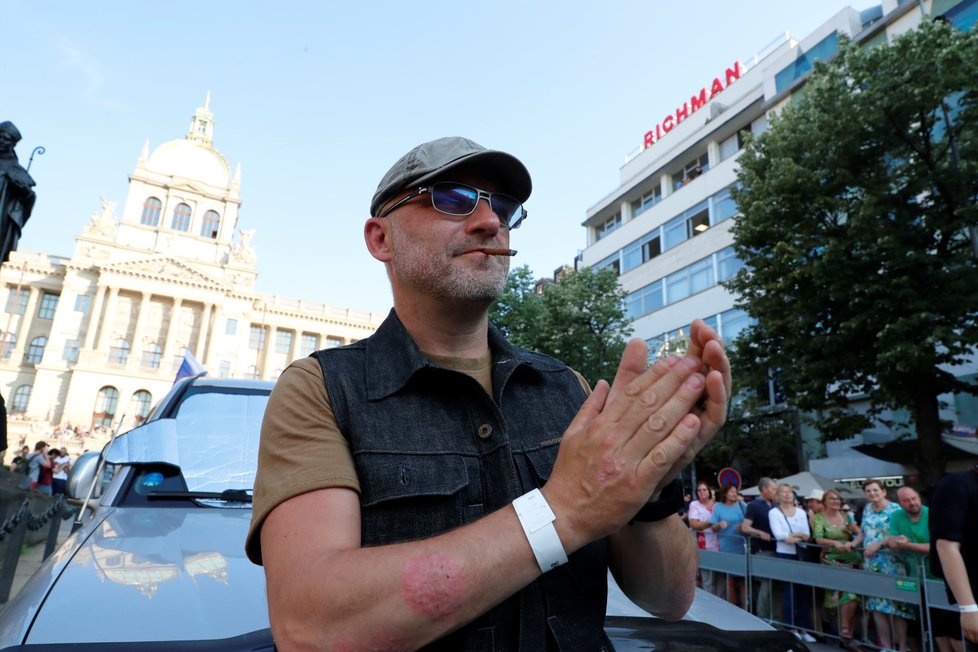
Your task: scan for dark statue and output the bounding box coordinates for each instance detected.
[0,121,36,266]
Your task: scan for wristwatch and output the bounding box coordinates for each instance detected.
[629,478,685,524]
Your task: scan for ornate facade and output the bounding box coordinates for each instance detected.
[0,99,383,440]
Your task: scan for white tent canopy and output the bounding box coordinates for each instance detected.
[739,471,861,501]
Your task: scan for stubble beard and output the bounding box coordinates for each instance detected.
[389,221,509,303]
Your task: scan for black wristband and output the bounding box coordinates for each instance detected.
[629,478,685,524]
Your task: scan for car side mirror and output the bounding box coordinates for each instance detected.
[66,451,102,500]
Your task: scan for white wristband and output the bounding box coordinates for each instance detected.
[513,489,568,573]
[959,604,978,613]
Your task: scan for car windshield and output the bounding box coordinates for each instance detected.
[106,387,269,494]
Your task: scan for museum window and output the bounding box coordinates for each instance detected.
[11,385,31,413]
[171,346,192,372]
[74,293,92,313]
[38,292,59,319]
[108,338,130,365]
[249,325,267,350]
[5,288,28,315]
[171,203,192,232]
[218,360,231,378]
[141,342,162,369]
[141,197,162,226]
[25,336,47,364]
[325,336,343,348]
[225,318,237,335]
[275,330,294,354]
[93,386,119,429]
[0,332,15,359]
[200,210,221,238]
[63,338,79,363]
[300,333,319,356]
[131,390,152,424]
[246,365,260,379]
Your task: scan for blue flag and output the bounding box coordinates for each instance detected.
[173,350,206,384]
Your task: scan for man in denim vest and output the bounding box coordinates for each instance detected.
[249,137,732,651]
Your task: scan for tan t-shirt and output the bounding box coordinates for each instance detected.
[246,353,588,565]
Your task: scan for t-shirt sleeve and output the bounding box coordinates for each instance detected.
[930,474,967,543]
[246,357,360,565]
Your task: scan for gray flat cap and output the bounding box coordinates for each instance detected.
[370,136,532,217]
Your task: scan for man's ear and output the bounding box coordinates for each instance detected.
[364,217,392,262]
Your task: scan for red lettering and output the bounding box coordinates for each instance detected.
[725,62,743,86]
[643,131,655,149]
[690,88,707,112]
[657,123,663,140]
[709,77,724,99]
[675,102,689,124]
[662,115,675,133]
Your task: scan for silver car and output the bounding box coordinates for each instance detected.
[0,376,802,651]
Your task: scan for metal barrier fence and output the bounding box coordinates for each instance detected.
[0,496,77,603]
[697,538,971,651]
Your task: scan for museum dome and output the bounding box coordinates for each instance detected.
[146,139,230,188]
[143,94,231,188]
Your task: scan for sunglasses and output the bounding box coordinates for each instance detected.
[379,182,527,229]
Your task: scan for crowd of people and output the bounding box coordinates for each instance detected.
[684,475,976,652]
[9,440,73,494]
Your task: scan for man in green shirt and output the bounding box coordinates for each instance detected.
[889,485,962,649]
[888,486,931,580]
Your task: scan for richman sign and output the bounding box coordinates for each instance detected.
[642,62,745,150]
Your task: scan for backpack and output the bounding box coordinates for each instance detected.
[15,454,33,475]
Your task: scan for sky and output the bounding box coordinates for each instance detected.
[4,0,872,315]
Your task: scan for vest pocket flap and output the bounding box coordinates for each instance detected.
[525,444,560,484]
[358,454,468,506]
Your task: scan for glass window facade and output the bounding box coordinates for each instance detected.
[141,197,162,226]
[774,31,839,94]
[38,292,59,319]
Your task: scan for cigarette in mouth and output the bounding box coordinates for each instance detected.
[481,248,518,256]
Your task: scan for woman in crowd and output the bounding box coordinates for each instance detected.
[813,489,864,651]
[769,482,815,642]
[862,479,913,652]
[688,481,722,597]
[709,482,747,608]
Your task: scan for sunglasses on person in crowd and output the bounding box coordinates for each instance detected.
[379,182,527,229]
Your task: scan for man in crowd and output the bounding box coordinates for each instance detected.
[742,477,778,618]
[246,137,732,650]
[931,464,978,649]
[889,486,960,651]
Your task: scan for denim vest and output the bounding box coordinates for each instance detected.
[314,310,610,652]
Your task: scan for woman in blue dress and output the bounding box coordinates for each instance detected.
[862,478,913,652]
[710,482,748,608]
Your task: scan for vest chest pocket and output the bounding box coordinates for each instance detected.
[356,453,469,546]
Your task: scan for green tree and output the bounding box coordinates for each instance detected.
[726,21,978,486]
[489,264,543,346]
[490,265,632,386]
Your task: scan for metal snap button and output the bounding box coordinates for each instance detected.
[477,424,493,439]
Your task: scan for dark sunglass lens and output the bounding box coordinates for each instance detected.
[489,194,522,226]
[432,184,478,215]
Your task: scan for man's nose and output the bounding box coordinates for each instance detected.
[465,196,503,233]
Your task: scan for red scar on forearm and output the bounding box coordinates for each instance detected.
[481,248,517,256]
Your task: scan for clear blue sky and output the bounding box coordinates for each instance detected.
[5,0,870,315]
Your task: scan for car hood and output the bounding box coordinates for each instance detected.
[20,507,268,645]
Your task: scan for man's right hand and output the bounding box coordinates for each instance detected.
[541,338,707,551]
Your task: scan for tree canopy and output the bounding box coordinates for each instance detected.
[490,265,632,386]
[726,20,978,485]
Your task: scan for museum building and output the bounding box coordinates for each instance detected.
[579,0,978,478]
[0,99,383,437]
